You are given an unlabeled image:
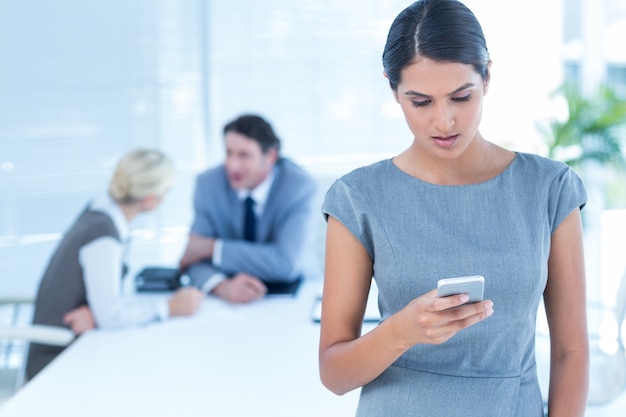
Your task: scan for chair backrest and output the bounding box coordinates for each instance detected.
[0,300,74,399]
[0,325,75,346]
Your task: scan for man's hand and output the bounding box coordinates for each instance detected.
[212,273,267,304]
[168,287,204,316]
[63,305,96,334]
[179,233,216,269]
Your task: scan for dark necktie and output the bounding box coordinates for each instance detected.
[244,196,256,242]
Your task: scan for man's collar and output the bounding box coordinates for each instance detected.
[237,166,276,207]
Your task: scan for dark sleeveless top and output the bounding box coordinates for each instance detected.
[26,207,124,380]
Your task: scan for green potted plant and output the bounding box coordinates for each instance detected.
[539,82,626,209]
[540,82,626,172]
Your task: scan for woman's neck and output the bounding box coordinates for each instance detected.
[395,138,512,186]
[118,202,142,223]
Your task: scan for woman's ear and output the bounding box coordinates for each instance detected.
[140,194,163,212]
[383,71,400,103]
[483,60,492,95]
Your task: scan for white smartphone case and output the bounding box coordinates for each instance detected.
[437,275,485,303]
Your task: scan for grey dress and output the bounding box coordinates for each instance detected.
[321,152,587,417]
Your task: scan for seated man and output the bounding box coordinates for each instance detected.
[179,114,317,303]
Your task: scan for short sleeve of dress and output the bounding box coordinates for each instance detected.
[321,178,375,259]
[547,165,587,234]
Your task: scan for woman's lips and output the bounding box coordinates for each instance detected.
[433,135,458,148]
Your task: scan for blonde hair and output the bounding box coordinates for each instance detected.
[108,148,175,204]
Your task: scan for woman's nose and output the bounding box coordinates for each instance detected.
[433,103,454,132]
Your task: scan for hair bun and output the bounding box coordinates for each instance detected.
[108,148,175,204]
[108,170,131,201]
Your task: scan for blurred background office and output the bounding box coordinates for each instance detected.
[1,0,626,412]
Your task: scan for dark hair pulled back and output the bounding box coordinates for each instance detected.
[382,0,490,90]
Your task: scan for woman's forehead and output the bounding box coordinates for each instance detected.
[398,58,482,95]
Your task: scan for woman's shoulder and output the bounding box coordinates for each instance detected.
[509,153,585,204]
[60,208,121,248]
[515,151,568,169]
[512,152,572,178]
[338,159,393,185]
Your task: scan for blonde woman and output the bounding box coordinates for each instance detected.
[26,149,202,380]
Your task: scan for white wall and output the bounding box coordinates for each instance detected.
[0,0,569,298]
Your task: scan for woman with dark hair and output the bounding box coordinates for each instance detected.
[319,1,588,416]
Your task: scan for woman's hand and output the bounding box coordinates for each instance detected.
[389,289,494,349]
[168,287,204,316]
[63,305,96,334]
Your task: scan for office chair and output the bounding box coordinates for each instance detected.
[0,297,74,400]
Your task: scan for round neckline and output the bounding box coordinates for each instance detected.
[387,152,519,188]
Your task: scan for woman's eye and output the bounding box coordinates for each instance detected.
[411,100,430,108]
[452,95,471,103]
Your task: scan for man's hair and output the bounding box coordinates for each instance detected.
[223,114,281,154]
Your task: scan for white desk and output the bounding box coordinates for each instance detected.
[0,282,372,417]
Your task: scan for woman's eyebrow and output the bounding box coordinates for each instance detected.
[403,82,476,98]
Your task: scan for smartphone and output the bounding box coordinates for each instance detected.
[437,275,485,303]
